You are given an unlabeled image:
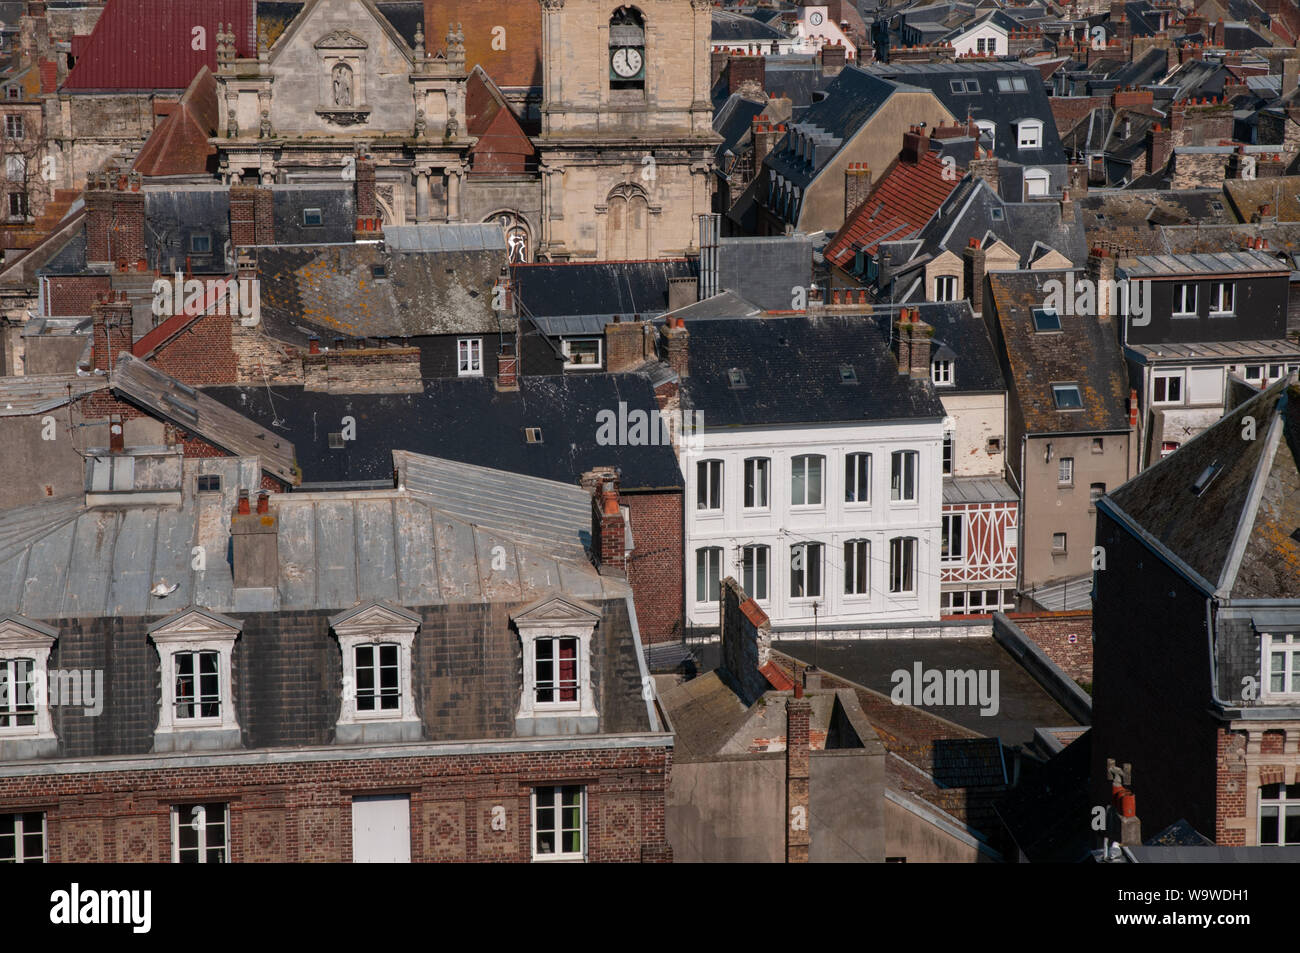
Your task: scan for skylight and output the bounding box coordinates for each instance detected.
[1192,461,1221,496]
[728,368,747,389]
[1052,384,1083,409]
[840,365,858,385]
[525,427,543,444]
[1033,308,1062,332]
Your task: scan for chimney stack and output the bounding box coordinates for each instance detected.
[963,238,988,315]
[844,162,872,218]
[1145,123,1171,175]
[230,185,275,247]
[895,308,933,378]
[232,489,278,589]
[590,477,626,575]
[968,148,999,196]
[1087,245,1118,318]
[786,693,811,863]
[84,170,146,269]
[606,317,654,372]
[108,414,124,452]
[901,125,929,163]
[91,291,134,373]
[660,317,689,378]
[1060,188,1074,223]
[354,155,382,237]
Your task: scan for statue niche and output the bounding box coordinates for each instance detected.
[332,63,354,108]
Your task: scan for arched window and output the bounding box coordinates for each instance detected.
[605,183,649,260]
[609,7,646,92]
[1023,167,1050,198]
[487,210,531,263]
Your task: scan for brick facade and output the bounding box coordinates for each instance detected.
[624,490,683,645]
[147,310,238,386]
[46,275,113,316]
[0,745,672,863]
[1007,610,1093,682]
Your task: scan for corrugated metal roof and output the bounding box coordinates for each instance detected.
[63,0,254,91]
[110,354,297,484]
[1126,339,1300,362]
[0,374,107,416]
[0,453,625,621]
[1122,248,1290,278]
[943,476,1019,504]
[384,223,507,252]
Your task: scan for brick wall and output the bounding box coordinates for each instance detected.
[46,275,112,316]
[1007,610,1093,682]
[233,321,304,384]
[625,489,682,645]
[148,311,238,386]
[0,745,671,862]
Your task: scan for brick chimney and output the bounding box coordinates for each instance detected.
[963,238,988,315]
[85,170,146,269]
[606,317,654,372]
[354,155,382,237]
[819,40,847,75]
[497,341,519,392]
[1067,163,1088,197]
[1145,123,1171,174]
[844,162,872,217]
[232,489,279,589]
[91,291,134,372]
[968,148,999,196]
[752,118,777,170]
[728,55,765,94]
[901,125,929,163]
[786,693,811,863]
[230,185,274,247]
[660,317,689,378]
[1108,759,1141,846]
[1087,245,1118,318]
[895,308,932,378]
[1060,188,1074,223]
[590,478,626,575]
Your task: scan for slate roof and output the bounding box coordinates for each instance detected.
[679,314,946,428]
[1224,177,1300,223]
[716,234,813,311]
[825,149,960,269]
[1122,248,1288,278]
[1078,189,1236,256]
[663,290,763,321]
[512,259,698,320]
[201,373,684,491]
[1104,377,1300,597]
[255,224,508,344]
[899,300,1005,394]
[863,61,1068,168]
[144,187,232,275]
[986,269,1131,435]
[713,9,787,42]
[63,0,254,91]
[994,730,1093,863]
[110,353,298,485]
[714,92,767,168]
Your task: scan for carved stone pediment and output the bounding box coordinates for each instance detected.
[315,29,368,49]
[316,109,372,126]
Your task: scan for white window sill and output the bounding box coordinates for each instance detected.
[531,854,586,863]
[1172,313,1197,319]
[458,370,484,378]
[1209,311,1234,318]
[350,707,406,721]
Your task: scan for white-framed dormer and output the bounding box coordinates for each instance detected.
[1016,119,1043,150]
[0,614,57,759]
[331,601,424,744]
[149,607,242,753]
[1262,631,1300,703]
[513,594,600,737]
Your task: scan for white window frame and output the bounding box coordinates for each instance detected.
[845,452,872,504]
[1017,120,1042,149]
[790,542,824,600]
[889,536,917,594]
[791,454,825,507]
[1052,532,1067,554]
[1152,369,1184,405]
[1023,168,1050,197]
[561,337,603,369]
[844,538,870,597]
[0,811,44,862]
[4,154,23,181]
[934,275,958,302]
[331,602,422,731]
[148,609,241,743]
[932,359,953,385]
[942,432,954,476]
[696,459,723,511]
[743,457,770,509]
[695,546,723,604]
[941,513,964,564]
[1209,281,1234,316]
[1173,282,1197,317]
[531,785,586,862]
[1259,783,1300,846]
[1264,632,1300,700]
[1245,364,1264,383]
[1058,456,1074,486]
[4,114,23,140]
[742,544,770,601]
[513,596,600,731]
[890,450,918,502]
[0,617,55,749]
[171,802,229,863]
[975,120,996,151]
[457,337,483,377]
[172,649,223,722]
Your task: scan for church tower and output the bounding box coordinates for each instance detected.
[536,0,718,260]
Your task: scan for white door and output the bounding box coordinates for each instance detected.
[352,795,411,863]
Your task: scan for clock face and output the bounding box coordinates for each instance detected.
[810,11,824,25]
[611,46,643,78]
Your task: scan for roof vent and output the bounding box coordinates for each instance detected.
[525,427,543,444]
[1192,461,1221,496]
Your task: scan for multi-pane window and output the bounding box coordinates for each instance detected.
[695,546,723,603]
[4,154,23,180]
[1058,456,1074,486]
[1209,281,1234,315]
[1245,365,1264,383]
[889,537,917,593]
[742,544,769,601]
[457,337,482,376]
[0,658,35,728]
[1161,441,1180,457]
[790,542,822,599]
[1153,370,1183,404]
[174,651,220,720]
[1266,633,1300,696]
[791,454,824,506]
[844,539,869,596]
[932,359,953,384]
[890,450,917,502]
[7,192,25,219]
[533,785,584,860]
[697,459,723,511]
[562,338,601,368]
[0,812,44,863]
[4,114,22,139]
[172,803,228,863]
[355,643,401,711]
[534,637,579,704]
[934,276,957,302]
[1259,784,1300,846]
[845,452,871,503]
[743,457,769,508]
[1173,282,1197,316]
[942,433,953,476]
[941,514,964,563]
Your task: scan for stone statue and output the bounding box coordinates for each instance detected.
[446,107,458,138]
[414,109,426,138]
[260,110,272,139]
[332,63,353,107]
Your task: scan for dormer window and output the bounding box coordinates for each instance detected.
[932,359,953,385]
[0,615,58,759]
[149,608,243,753]
[513,595,601,736]
[1017,119,1043,149]
[331,602,423,744]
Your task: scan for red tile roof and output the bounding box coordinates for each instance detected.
[133,277,236,358]
[824,149,959,270]
[133,68,220,177]
[425,0,541,89]
[63,0,254,91]
[465,68,536,175]
[38,60,57,95]
[759,661,794,692]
